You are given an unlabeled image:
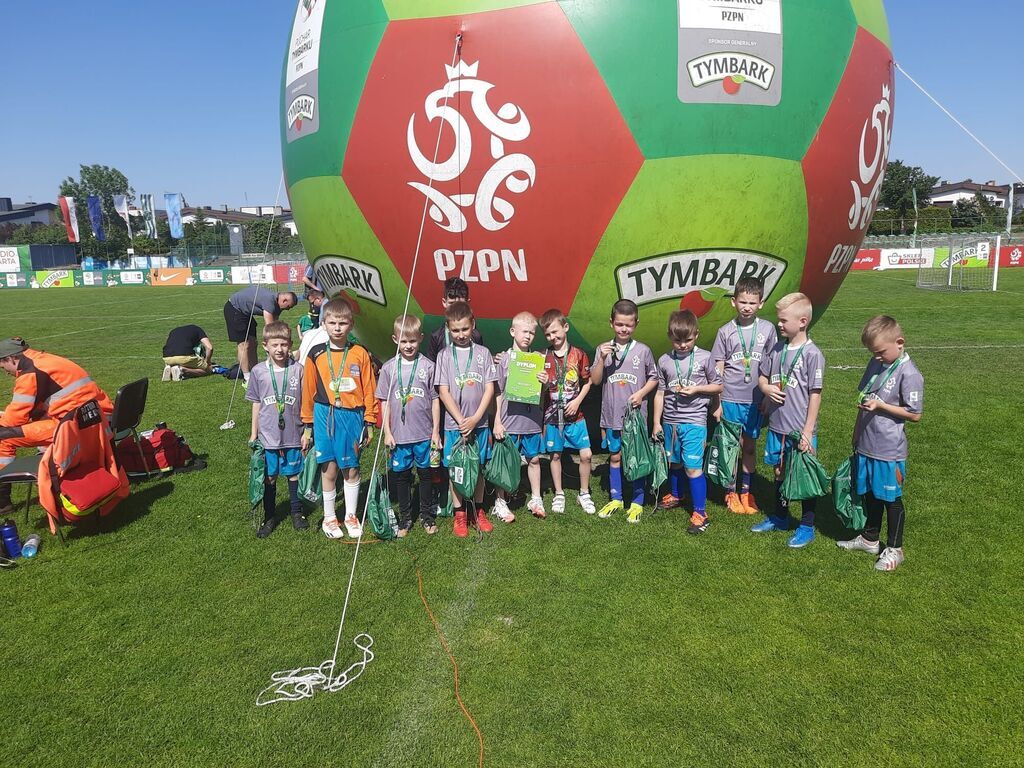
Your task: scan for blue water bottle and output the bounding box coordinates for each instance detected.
[21,534,40,559]
[1,519,22,559]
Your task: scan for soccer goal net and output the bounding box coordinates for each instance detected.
[914,234,1005,292]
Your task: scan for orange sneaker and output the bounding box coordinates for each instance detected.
[739,492,760,515]
[453,510,469,538]
[725,491,751,515]
[658,493,680,510]
[475,507,493,533]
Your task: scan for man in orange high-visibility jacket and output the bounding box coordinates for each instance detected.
[0,337,114,513]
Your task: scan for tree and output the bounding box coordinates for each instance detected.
[950,196,981,229]
[879,160,940,232]
[243,218,302,252]
[58,164,136,259]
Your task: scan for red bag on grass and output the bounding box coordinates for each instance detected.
[115,425,197,478]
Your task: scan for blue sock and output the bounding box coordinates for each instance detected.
[632,478,645,505]
[740,472,752,494]
[610,464,623,500]
[689,473,707,515]
[670,467,684,499]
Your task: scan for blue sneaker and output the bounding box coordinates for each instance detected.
[751,516,785,533]
[787,525,815,548]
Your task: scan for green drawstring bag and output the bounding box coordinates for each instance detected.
[437,490,454,518]
[622,406,656,482]
[832,456,866,530]
[779,432,831,502]
[449,437,480,500]
[704,419,742,489]
[485,437,521,494]
[366,473,396,540]
[297,448,322,507]
[248,441,266,509]
[649,438,669,497]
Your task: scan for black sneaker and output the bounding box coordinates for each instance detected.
[291,511,309,530]
[687,513,709,535]
[257,516,280,538]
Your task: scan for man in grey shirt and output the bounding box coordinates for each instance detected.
[223,286,297,382]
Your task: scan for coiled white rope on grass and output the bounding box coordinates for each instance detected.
[256,32,464,707]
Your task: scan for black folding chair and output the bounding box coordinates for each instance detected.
[111,378,151,478]
[0,455,39,528]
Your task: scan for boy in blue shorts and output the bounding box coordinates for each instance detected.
[493,312,546,522]
[247,321,306,538]
[433,301,498,538]
[377,314,441,537]
[653,310,722,535]
[837,315,924,572]
[754,292,826,548]
[590,299,659,524]
[301,298,378,540]
[539,309,595,515]
[711,276,778,515]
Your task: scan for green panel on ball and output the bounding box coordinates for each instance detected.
[281,0,388,185]
[289,176,424,353]
[383,0,548,20]
[560,0,857,161]
[849,0,892,48]
[569,155,808,352]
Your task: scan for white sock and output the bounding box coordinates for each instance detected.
[322,489,337,522]
[343,480,360,521]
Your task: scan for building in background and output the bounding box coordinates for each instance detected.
[0,198,58,228]
[930,180,1024,210]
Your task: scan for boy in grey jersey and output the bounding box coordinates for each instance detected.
[754,292,825,548]
[711,276,777,515]
[377,314,441,536]
[838,316,924,572]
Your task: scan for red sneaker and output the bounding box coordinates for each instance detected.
[739,492,760,515]
[453,510,468,538]
[476,507,493,533]
[658,493,680,510]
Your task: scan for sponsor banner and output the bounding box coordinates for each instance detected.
[87,195,106,241]
[272,262,306,285]
[150,267,194,286]
[995,245,1024,268]
[940,242,990,269]
[35,269,76,288]
[0,245,27,273]
[165,193,184,239]
[311,255,386,305]
[2,272,28,289]
[192,267,227,284]
[80,270,106,287]
[140,194,158,239]
[284,0,326,142]
[850,249,881,270]
[678,0,783,106]
[58,196,80,243]
[105,269,147,286]
[878,248,934,270]
[230,265,275,285]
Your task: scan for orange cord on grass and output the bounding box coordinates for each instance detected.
[408,549,485,768]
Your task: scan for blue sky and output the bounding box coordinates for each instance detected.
[2,1,1021,207]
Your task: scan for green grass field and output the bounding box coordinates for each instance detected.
[2,271,1022,767]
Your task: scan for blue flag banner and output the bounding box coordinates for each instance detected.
[86,195,105,241]
[165,193,184,240]
[140,194,158,239]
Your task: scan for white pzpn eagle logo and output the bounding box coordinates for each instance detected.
[848,83,893,231]
[407,60,536,234]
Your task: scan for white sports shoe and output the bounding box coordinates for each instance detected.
[551,493,566,514]
[492,497,515,523]
[836,535,881,555]
[161,365,172,382]
[170,365,183,382]
[578,492,596,515]
[322,517,344,539]
[344,515,363,538]
[875,547,904,572]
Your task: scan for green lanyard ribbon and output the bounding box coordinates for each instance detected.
[326,344,351,402]
[736,321,755,383]
[858,355,904,403]
[268,360,288,429]
[396,355,420,423]
[614,340,635,364]
[779,343,806,390]
[673,351,697,392]
[451,344,473,390]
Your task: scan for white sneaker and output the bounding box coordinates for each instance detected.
[322,517,344,539]
[492,497,515,523]
[875,547,904,572]
[527,496,546,519]
[170,365,183,382]
[551,493,566,514]
[578,492,596,515]
[344,515,363,538]
[161,365,172,382]
[836,535,881,555]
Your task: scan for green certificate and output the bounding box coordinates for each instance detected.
[504,350,546,405]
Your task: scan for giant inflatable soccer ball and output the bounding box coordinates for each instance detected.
[282,0,893,353]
